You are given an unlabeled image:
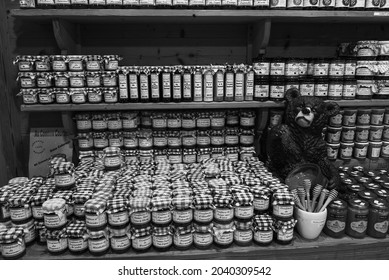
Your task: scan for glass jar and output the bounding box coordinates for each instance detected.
[46,228,68,255]
[234,220,253,246]
[233,192,254,222]
[131,226,152,252]
[254,76,270,101]
[18,72,36,88]
[272,191,294,221]
[152,226,173,252]
[42,198,68,230]
[103,55,121,71]
[173,224,193,250]
[346,198,369,238]
[300,77,315,96]
[53,72,70,88]
[106,197,129,227]
[8,194,32,224]
[52,161,75,190]
[151,196,172,227]
[270,77,285,101]
[66,221,88,254]
[129,196,151,228]
[193,194,214,224]
[103,87,118,103]
[328,78,344,100]
[84,199,107,231]
[193,223,213,250]
[172,196,193,227]
[109,224,131,254]
[35,55,51,72]
[367,199,389,238]
[70,88,87,104]
[67,55,85,72]
[87,228,110,256]
[0,227,26,259]
[253,214,273,246]
[213,221,234,248]
[213,194,234,224]
[36,72,53,88]
[0,193,11,223]
[270,57,285,76]
[273,219,296,245]
[323,199,347,238]
[86,72,102,88]
[13,55,35,72]
[38,89,55,104]
[252,186,271,214]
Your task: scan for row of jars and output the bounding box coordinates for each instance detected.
[14,55,121,72]
[329,108,389,128]
[18,0,389,10]
[75,110,256,132]
[326,141,389,160]
[339,40,389,58]
[17,71,119,89]
[326,124,388,144]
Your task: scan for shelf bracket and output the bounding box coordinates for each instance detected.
[251,19,271,60]
[52,19,80,55]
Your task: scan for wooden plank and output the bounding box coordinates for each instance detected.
[10,9,389,24]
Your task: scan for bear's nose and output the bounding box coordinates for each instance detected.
[302,107,311,115]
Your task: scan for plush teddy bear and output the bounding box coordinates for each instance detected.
[266,88,340,190]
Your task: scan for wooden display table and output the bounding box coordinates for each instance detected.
[18,233,389,260]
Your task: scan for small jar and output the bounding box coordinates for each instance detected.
[254,76,270,101]
[368,141,383,159]
[213,221,234,248]
[103,87,118,103]
[0,227,26,259]
[75,113,92,132]
[193,194,214,224]
[102,71,118,87]
[8,194,32,224]
[346,198,369,238]
[85,55,102,71]
[252,186,271,214]
[70,88,87,104]
[197,130,211,147]
[343,108,357,127]
[109,224,131,254]
[273,219,296,245]
[84,199,107,231]
[339,142,354,160]
[103,55,121,71]
[183,148,197,164]
[172,196,193,227]
[356,109,372,126]
[66,221,88,254]
[269,77,286,101]
[313,58,329,77]
[35,221,47,245]
[35,55,51,72]
[181,130,196,148]
[106,197,129,227]
[329,111,343,127]
[0,193,11,223]
[234,220,253,246]
[356,78,376,100]
[329,59,345,77]
[51,55,67,72]
[73,192,92,219]
[152,226,173,252]
[151,196,172,227]
[300,77,315,96]
[355,126,370,142]
[173,224,193,250]
[54,88,71,104]
[88,228,110,256]
[367,199,389,238]
[13,55,34,72]
[131,226,152,252]
[122,112,139,131]
[328,79,344,100]
[18,72,36,88]
[270,57,285,76]
[213,194,234,224]
[52,162,75,190]
[86,72,102,88]
[240,128,255,146]
[354,142,369,159]
[233,192,254,222]
[326,126,342,144]
[46,228,68,255]
[326,143,340,160]
[341,126,356,143]
[193,223,213,250]
[42,198,68,230]
[382,141,389,158]
[129,196,151,228]
[272,192,294,221]
[371,108,385,125]
[342,79,357,100]
[324,199,347,238]
[314,78,329,98]
[36,72,53,88]
[253,214,274,246]
[369,125,384,142]
[68,72,85,88]
[67,55,85,72]
[13,218,36,245]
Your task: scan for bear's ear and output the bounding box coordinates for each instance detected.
[284,88,301,103]
[323,101,340,117]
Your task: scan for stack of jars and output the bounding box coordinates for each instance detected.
[19,0,389,10]
[75,109,257,164]
[326,107,389,160]
[15,54,121,105]
[324,166,389,239]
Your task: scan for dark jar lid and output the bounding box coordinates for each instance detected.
[348,198,369,210]
[374,188,389,200]
[347,184,365,194]
[358,190,378,201]
[328,199,347,211]
[369,198,389,211]
[363,182,381,191]
[252,56,271,63]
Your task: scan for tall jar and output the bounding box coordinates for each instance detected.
[193,223,213,250]
[367,199,389,238]
[346,198,369,238]
[323,199,347,238]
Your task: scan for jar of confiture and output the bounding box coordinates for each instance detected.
[129,196,151,228]
[193,223,213,250]
[213,221,235,248]
[273,219,296,245]
[253,214,273,246]
[152,226,173,252]
[87,228,110,256]
[131,226,152,252]
[42,198,68,230]
[8,193,32,225]
[234,220,253,246]
[346,198,369,239]
[151,196,172,227]
[272,191,294,221]
[109,224,131,254]
[66,221,88,254]
[324,199,347,238]
[367,199,389,238]
[46,228,68,255]
[193,194,214,225]
[0,227,26,259]
[84,199,107,231]
[213,194,234,224]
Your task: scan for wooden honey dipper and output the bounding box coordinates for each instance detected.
[319,189,339,212]
[297,187,307,211]
[314,189,329,213]
[303,179,312,212]
[310,184,323,211]
[291,189,305,211]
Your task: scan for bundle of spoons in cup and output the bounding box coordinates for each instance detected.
[291,179,338,213]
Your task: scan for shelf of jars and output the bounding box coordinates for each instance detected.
[10,9,389,24]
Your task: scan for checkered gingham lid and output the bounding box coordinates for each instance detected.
[46,227,67,239]
[193,187,212,196]
[233,192,254,206]
[92,191,113,201]
[187,170,205,182]
[66,221,88,239]
[109,224,131,238]
[190,180,208,189]
[193,222,213,233]
[171,179,190,190]
[129,196,151,214]
[272,191,295,206]
[273,219,297,233]
[173,224,193,236]
[219,162,234,172]
[251,186,271,199]
[171,195,193,210]
[131,225,152,239]
[193,194,214,209]
[113,189,132,199]
[84,198,107,214]
[132,175,152,184]
[107,197,129,213]
[221,172,241,186]
[240,173,261,186]
[153,226,172,236]
[0,192,12,205]
[0,227,25,244]
[172,188,193,197]
[26,176,44,187]
[151,196,172,211]
[152,189,172,197]
[254,214,274,231]
[52,161,75,175]
[213,194,233,207]
[208,178,226,190]
[87,228,108,240]
[132,188,153,198]
[231,185,250,194]
[53,190,73,202]
[42,198,67,213]
[170,172,187,182]
[73,191,93,204]
[152,174,170,183]
[8,177,29,186]
[270,183,289,193]
[133,181,153,190]
[8,193,32,207]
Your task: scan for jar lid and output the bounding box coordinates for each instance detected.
[347,184,365,193]
[106,197,128,213]
[129,196,151,211]
[85,55,102,60]
[193,194,213,209]
[0,227,25,243]
[171,195,192,209]
[235,220,252,230]
[173,224,193,235]
[251,186,271,198]
[272,192,294,205]
[363,182,381,191]
[193,222,213,233]
[348,198,369,209]
[46,227,67,239]
[213,194,233,207]
[8,193,31,207]
[87,228,108,239]
[254,214,274,231]
[84,198,107,214]
[151,196,171,211]
[66,221,87,238]
[42,198,66,213]
[372,108,385,113]
[233,192,254,206]
[73,192,92,204]
[131,226,152,238]
[328,199,347,210]
[273,219,297,230]
[369,198,389,210]
[52,190,73,202]
[8,177,29,186]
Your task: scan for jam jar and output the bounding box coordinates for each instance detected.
[193,223,213,250]
[173,224,193,250]
[234,220,253,246]
[342,79,357,100]
[73,192,92,220]
[106,197,129,227]
[54,88,71,104]
[254,76,270,101]
[193,194,214,224]
[36,72,53,88]
[67,55,85,72]
[12,218,36,246]
[272,191,294,221]
[84,199,108,231]
[37,89,55,104]
[69,72,85,88]
[225,127,240,146]
[240,128,255,146]
[346,198,369,238]
[131,226,152,252]
[103,87,118,103]
[129,196,151,228]
[270,77,286,101]
[35,221,47,245]
[0,227,26,259]
[172,196,193,227]
[8,193,32,224]
[273,218,296,245]
[151,196,172,227]
[324,199,347,238]
[152,226,173,252]
[42,198,68,230]
[213,194,234,224]
[18,72,36,88]
[213,221,235,248]
[197,130,211,147]
[52,191,74,218]
[85,55,102,71]
[252,186,271,214]
[102,71,118,87]
[103,147,122,171]
[75,113,92,132]
[46,228,68,255]
[66,221,88,254]
[253,214,274,246]
[87,228,110,256]
[70,88,87,104]
[233,192,254,222]
[86,72,102,88]
[367,199,389,238]
[35,55,51,72]
[358,190,378,202]
[109,223,131,254]
[103,55,121,71]
[52,162,75,190]
[13,55,35,72]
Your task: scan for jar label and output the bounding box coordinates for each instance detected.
[345,63,356,76]
[37,78,50,87]
[106,61,119,70]
[111,236,131,250]
[273,205,293,218]
[55,173,75,187]
[77,120,92,130]
[86,61,100,71]
[88,238,109,253]
[10,207,32,221]
[133,235,152,250]
[235,73,244,100]
[109,138,122,148]
[74,204,85,217]
[47,238,68,252]
[2,205,10,219]
[68,61,83,71]
[226,153,239,162]
[241,117,255,127]
[277,228,293,241]
[32,206,43,219]
[197,118,211,128]
[131,211,151,225]
[2,241,25,258]
[350,220,368,233]
[94,138,109,148]
[152,235,172,248]
[225,73,234,98]
[139,74,149,99]
[183,73,192,99]
[254,230,273,243]
[329,63,344,76]
[183,154,196,164]
[182,119,196,129]
[139,138,153,148]
[153,119,167,129]
[52,61,66,71]
[85,212,107,227]
[152,210,172,225]
[370,147,381,158]
[56,77,69,87]
[235,205,254,219]
[215,231,233,245]
[21,78,35,88]
[234,230,253,243]
[92,120,107,130]
[328,84,343,97]
[44,212,67,228]
[240,135,254,145]
[36,62,50,71]
[108,211,129,226]
[194,232,213,246]
[314,63,329,76]
[300,84,314,96]
[173,209,193,224]
[19,62,33,71]
[253,199,269,211]
[173,74,182,100]
[371,115,384,125]
[104,156,121,168]
[270,85,285,99]
[123,119,137,129]
[194,73,203,102]
[315,83,328,97]
[169,154,182,164]
[168,137,181,147]
[214,208,234,221]
[154,137,168,147]
[343,84,356,97]
[326,220,346,233]
[108,120,122,130]
[343,115,356,126]
[211,118,225,128]
[194,209,213,223]
[174,233,193,247]
[204,73,214,102]
[150,74,160,99]
[69,238,88,252]
[182,136,196,146]
[270,63,285,75]
[253,62,270,75]
[70,77,84,87]
[167,119,182,128]
[197,136,211,146]
[374,221,389,233]
[124,138,138,148]
[56,93,70,103]
[225,135,239,145]
[104,92,118,103]
[155,155,168,161]
[211,136,224,146]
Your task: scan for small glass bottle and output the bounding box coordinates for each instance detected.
[161,66,172,103]
[182,66,193,102]
[150,66,161,103]
[172,66,183,103]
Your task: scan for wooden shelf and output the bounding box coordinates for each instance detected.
[14,233,389,260]
[20,99,389,112]
[10,9,389,24]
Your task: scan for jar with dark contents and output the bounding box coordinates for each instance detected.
[46,228,68,255]
[272,191,294,221]
[223,65,234,102]
[233,192,254,222]
[299,76,315,96]
[36,72,53,88]
[35,55,51,72]
[172,196,193,227]
[240,128,255,146]
[0,193,11,223]
[103,55,121,71]
[17,72,36,89]
[234,220,253,246]
[226,110,240,127]
[253,214,273,246]
[183,148,197,164]
[52,162,76,190]
[109,224,131,254]
[254,76,270,101]
[358,190,378,202]
[35,221,47,245]
[66,221,88,255]
[213,221,235,248]
[375,189,389,204]
[270,77,285,101]
[342,79,357,100]
[252,186,271,214]
[73,192,92,220]
[193,223,213,250]
[38,89,55,104]
[138,129,153,150]
[161,66,173,102]
[13,55,35,72]
[345,184,365,201]
[0,227,26,259]
[131,225,152,252]
[197,147,212,163]
[84,199,107,231]
[173,224,193,250]
[197,112,211,130]
[151,196,172,227]
[193,194,214,225]
[54,72,70,88]
[87,228,110,256]
[42,198,68,231]
[19,89,38,105]
[240,110,256,128]
[273,219,296,245]
[167,130,181,148]
[323,199,347,238]
[213,194,234,224]
[152,226,172,252]
[346,198,369,238]
[129,196,151,228]
[328,78,344,100]
[270,57,286,76]
[182,112,196,130]
[225,146,240,162]
[367,199,389,238]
